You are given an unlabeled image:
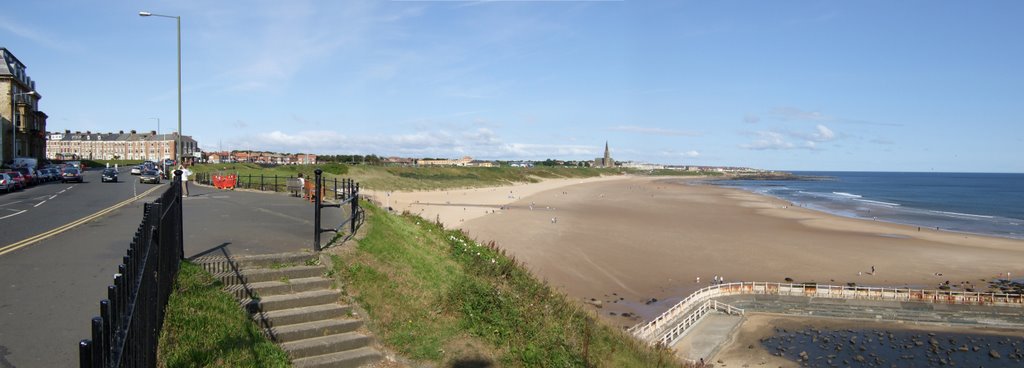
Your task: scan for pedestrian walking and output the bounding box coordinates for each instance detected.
[177,164,192,197]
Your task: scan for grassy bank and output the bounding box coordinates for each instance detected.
[192,163,626,191]
[158,262,290,367]
[330,203,684,367]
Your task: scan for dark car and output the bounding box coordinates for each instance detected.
[101,168,119,182]
[139,169,161,184]
[2,171,27,189]
[62,168,84,183]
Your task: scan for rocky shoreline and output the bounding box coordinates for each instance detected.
[760,327,1023,367]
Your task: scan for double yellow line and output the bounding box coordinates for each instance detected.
[0,185,165,257]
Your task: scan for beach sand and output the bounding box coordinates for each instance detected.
[367,175,1024,329]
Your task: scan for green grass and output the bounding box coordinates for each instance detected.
[331,203,685,367]
[191,163,724,192]
[158,262,291,368]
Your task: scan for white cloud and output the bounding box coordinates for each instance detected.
[741,131,797,150]
[243,128,596,159]
[0,15,78,52]
[743,114,760,124]
[811,124,835,141]
[607,125,701,137]
[771,106,834,122]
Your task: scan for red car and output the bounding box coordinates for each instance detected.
[2,171,27,189]
[13,167,36,186]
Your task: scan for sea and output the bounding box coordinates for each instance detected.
[712,171,1024,240]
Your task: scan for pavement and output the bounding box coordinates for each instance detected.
[0,181,347,368]
[672,313,743,363]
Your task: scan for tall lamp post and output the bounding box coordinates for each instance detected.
[7,90,36,161]
[139,11,181,165]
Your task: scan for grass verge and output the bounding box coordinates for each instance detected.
[158,261,290,368]
[192,163,631,192]
[331,203,685,367]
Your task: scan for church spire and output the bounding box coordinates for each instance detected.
[604,141,610,162]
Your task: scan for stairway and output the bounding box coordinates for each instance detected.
[194,252,382,368]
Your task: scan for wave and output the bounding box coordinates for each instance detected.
[854,199,901,207]
[832,192,862,198]
[932,210,995,219]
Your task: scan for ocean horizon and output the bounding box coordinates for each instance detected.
[713,171,1024,240]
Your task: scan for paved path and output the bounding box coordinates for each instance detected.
[0,183,346,368]
[673,313,743,363]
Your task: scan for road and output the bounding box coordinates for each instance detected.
[0,168,342,367]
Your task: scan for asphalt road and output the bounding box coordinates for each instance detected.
[0,171,343,367]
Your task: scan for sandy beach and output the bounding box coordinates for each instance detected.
[365,175,1024,329]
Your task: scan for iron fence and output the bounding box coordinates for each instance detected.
[78,173,183,368]
[196,172,346,199]
[314,169,362,251]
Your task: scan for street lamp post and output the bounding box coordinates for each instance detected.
[7,91,36,161]
[150,117,160,136]
[139,11,181,165]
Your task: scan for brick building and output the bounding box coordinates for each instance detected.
[1,47,48,164]
[46,130,198,162]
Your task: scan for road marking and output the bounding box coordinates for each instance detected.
[33,201,46,207]
[0,200,25,208]
[59,189,67,194]
[49,195,57,200]
[0,210,27,220]
[0,185,164,257]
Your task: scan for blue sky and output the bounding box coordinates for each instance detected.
[3,1,1022,172]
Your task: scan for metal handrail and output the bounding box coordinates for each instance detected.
[630,281,1024,344]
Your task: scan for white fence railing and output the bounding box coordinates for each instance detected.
[630,281,1024,346]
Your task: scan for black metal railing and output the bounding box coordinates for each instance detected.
[313,169,362,251]
[78,172,184,368]
[196,172,345,200]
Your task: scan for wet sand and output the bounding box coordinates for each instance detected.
[371,175,1024,328]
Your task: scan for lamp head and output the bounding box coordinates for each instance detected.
[139,11,152,16]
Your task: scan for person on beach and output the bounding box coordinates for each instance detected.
[871,265,875,274]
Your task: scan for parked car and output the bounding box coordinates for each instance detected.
[130,166,143,175]
[62,168,84,183]
[0,173,15,193]
[47,168,61,181]
[13,167,36,186]
[3,171,27,189]
[139,169,161,184]
[101,168,119,183]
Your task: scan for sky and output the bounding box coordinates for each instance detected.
[3,1,1022,172]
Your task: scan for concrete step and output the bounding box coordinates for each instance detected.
[292,347,382,368]
[194,252,318,271]
[216,265,326,286]
[282,333,372,359]
[254,304,351,328]
[244,289,342,313]
[268,318,365,343]
[230,277,333,298]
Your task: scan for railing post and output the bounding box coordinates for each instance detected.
[313,168,322,252]
[351,182,359,234]
[260,174,264,191]
[274,175,278,192]
[79,340,92,368]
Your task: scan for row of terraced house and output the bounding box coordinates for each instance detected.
[205,151,317,165]
[45,130,198,162]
